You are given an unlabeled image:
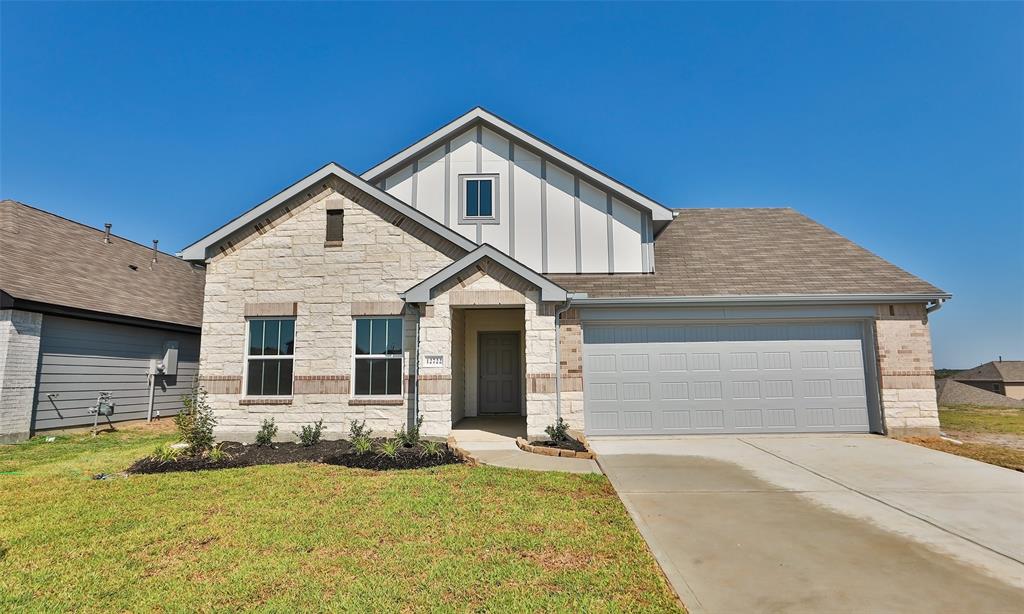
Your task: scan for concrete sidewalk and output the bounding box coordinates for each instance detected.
[451,417,600,474]
[592,435,1024,614]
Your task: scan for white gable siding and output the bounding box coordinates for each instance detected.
[379,125,652,274]
[579,180,609,273]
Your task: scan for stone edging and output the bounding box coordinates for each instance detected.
[445,436,480,467]
[515,436,595,460]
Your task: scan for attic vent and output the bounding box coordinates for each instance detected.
[103,223,112,243]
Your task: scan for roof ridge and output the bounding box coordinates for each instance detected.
[1,199,188,259]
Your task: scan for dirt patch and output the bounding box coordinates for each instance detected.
[127,440,463,474]
[520,547,602,571]
[942,429,1024,451]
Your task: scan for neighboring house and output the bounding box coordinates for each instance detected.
[936,378,1024,409]
[0,200,206,443]
[952,360,1024,400]
[182,107,949,441]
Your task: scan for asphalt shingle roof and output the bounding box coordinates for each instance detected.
[547,208,946,298]
[1,200,205,328]
[954,361,1024,383]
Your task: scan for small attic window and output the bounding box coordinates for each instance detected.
[459,175,498,223]
[326,209,344,243]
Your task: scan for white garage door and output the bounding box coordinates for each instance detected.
[583,321,873,435]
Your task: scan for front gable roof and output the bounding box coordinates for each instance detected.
[402,244,568,304]
[180,162,478,261]
[362,107,675,223]
[955,361,1024,383]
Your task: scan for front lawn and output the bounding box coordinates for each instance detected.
[0,424,681,612]
[938,406,1024,435]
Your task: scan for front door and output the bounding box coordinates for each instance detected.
[478,332,520,414]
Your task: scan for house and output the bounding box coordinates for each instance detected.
[0,200,206,443]
[952,360,1024,400]
[935,378,1024,409]
[182,108,949,442]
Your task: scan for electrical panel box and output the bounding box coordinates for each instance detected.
[161,341,179,376]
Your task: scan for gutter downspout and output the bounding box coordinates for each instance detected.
[146,372,156,422]
[410,303,422,426]
[553,294,575,421]
[925,298,946,314]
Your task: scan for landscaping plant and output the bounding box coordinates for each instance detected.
[349,419,373,440]
[376,439,400,459]
[255,418,278,447]
[352,436,372,455]
[544,417,571,442]
[395,415,424,447]
[150,444,181,464]
[208,445,230,462]
[295,419,324,446]
[419,440,443,458]
[174,385,217,453]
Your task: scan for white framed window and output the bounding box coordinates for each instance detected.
[245,318,295,396]
[458,174,499,223]
[353,317,403,396]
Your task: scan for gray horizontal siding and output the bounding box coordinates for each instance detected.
[33,315,200,431]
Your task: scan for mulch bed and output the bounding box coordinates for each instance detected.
[126,440,463,474]
[528,437,588,453]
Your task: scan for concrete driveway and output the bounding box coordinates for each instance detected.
[590,435,1024,614]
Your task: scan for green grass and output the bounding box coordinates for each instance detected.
[0,426,681,612]
[939,407,1024,435]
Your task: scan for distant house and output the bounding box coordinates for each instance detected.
[953,361,1024,400]
[0,200,206,443]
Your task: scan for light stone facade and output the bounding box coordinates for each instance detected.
[0,309,43,443]
[874,303,941,437]
[198,186,569,441]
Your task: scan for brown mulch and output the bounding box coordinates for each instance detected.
[528,437,588,453]
[127,440,462,474]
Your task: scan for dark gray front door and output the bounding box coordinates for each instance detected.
[478,332,520,414]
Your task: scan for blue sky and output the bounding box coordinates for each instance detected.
[2,2,1021,367]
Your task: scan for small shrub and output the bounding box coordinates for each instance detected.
[419,440,443,458]
[377,439,400,459]
[395,415,424,447]
[151,444,181,463]
[349,419,373,440]
[352,436,372,455]
[175,385,217,453]
[255,418,278,447]
[295,419,324,446]
[208,446,230,462]
[545,417,571,442]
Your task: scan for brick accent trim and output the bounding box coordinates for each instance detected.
[200,375,242,394]
[239,397,293,406]
[448,289,526,306]
[351,301,406,316]
[528,373,557,394]
[348,398,405,406]
[293,375,350,394]
[417,374,452,395]
[244,302,298,317]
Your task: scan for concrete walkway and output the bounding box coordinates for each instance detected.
[451,417,601,474]
[591,435,1024,614]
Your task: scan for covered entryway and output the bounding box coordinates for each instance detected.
[449,307,527,424]
[583,321,876,435]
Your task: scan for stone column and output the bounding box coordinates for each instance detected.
[416,298,454,438]
[0,309,43,443]
[874,304,940,438]
[525,297,558,439]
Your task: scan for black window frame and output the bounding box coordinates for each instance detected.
[352,317,403,397]
[245,318,295,397]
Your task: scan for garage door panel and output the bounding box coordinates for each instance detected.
[584,321,872,435]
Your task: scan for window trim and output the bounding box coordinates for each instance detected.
[457,174,500,225]
[351,316,405,398]
[243,317,296,398]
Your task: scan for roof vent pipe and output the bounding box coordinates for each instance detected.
[151,240,159,263]
[103,223,112,243]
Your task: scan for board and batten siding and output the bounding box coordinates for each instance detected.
[379,126,651,274]
[33,315,200,430]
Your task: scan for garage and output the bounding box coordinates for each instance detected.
[583,320,876,435]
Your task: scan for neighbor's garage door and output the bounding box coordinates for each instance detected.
[583,321,872,435]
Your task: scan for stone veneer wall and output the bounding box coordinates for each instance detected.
[199,187,461,441]
[0,309,43,443]
[558,308,584,430]
[874,303,940,437]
